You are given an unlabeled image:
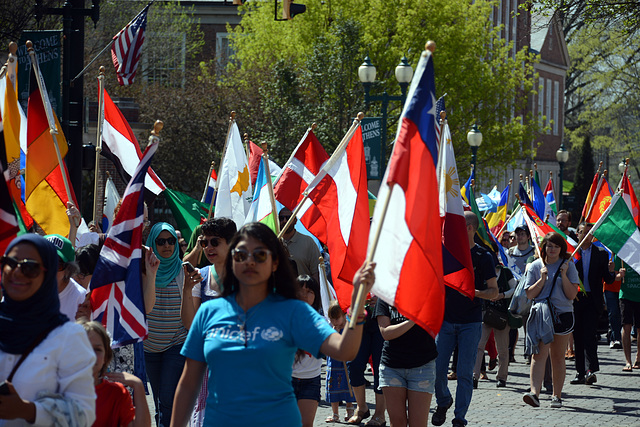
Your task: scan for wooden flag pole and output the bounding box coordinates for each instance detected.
[278,114,364,239]
[261,142,281,235]
[92,66,106,226]
[208,111,236,220]
[201,161,215,202]
[26,41,74,209]
[579,161,604,224]
[244,133,251,167]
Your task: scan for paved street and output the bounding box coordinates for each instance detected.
[146,330,639,426]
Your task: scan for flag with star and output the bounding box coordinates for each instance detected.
[214,121,252,227]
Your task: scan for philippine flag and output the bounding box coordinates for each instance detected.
[369,48,445,338]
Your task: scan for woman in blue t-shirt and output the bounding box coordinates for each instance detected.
[171,223,376,427]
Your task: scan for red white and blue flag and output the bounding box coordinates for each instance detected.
[369,49,445,337]
[90,141,158,348]
[201,166,218,205]
[111,3,150,86]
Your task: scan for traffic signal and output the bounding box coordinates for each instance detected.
[233,0,242,4]
[282,0,306,20]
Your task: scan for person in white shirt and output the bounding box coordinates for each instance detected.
[45,234,88,320]
[0,233,96,426]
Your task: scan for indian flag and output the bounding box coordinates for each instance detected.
[244,156,278,233]
[592,193,640,273]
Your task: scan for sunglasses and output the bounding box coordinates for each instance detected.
[1,256,45,279]
[199,237,222,248]
[155,237,177,246]
[231,248,271,263]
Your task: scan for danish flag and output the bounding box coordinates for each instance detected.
[90,141,158,348]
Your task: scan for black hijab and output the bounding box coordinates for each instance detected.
[0,234,68,354]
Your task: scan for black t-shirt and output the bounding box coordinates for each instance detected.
[444,244,496,324]
[374,299,438,369]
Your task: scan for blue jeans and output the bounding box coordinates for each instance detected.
[435,321,482,425]
[604,290,622,342]
[145,344,186,427]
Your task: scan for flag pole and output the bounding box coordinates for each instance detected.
[208,111,236,220]
[578,161,604,224]
[495,202,520,239]
[522,201,543,261]
[26,41,74,207]
[92,66,106,225]
[244,133,251,168]
[278,114,364,239]
[201,161,215,202]
[261,142,280,235]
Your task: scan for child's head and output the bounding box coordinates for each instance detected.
[327,301,346,329]
[296,275,321,311]
[78,319,113,380]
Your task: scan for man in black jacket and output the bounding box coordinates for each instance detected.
[571,222,616,385]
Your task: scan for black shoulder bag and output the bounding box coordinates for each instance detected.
[544,260,566,329]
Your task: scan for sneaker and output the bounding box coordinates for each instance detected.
[612,341,622,349]
[431,398,453,426]
[496,379,506,388]
[585,371,598,385]
[550,396,562,408]
[452,419,465,427]
[523,392,540,408]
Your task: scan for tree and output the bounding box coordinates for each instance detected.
[570,133,595,207]
[228,0,542,177]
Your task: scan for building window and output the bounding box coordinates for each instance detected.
[553,80,560,135]
[546,78,552,134]
[143,31,186,87]
[216,32,235,70]
[538,77,544,127]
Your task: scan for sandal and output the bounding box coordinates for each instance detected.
[365,415,387,426]
[347,409,371,425]
[633,360,640,369]
[326,413,340,423]
[623,364,633,372]
[345,406,355,422]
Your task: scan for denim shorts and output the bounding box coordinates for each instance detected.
[379,360,436,394]
[291,375,321,401]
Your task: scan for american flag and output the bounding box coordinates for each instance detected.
[90,141,158,348]
[111,3,150,86]
[434,94,446,142]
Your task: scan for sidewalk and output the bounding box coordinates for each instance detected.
[312,331,640,426]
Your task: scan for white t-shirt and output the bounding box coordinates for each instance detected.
[58,278,88,320]
[0,322,96,426]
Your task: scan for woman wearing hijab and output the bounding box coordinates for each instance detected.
[144,223,188,427]
[0,234,96,426]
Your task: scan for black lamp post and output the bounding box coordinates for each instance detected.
[556,143,569,210]
[358,55,413,172]
[466,124,482,171]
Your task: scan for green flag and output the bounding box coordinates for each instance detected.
[164,188,211,243]
[469,185,492,247]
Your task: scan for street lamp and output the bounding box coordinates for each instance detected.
[358,55,413,174]
[556,143,569,210]
[466,124,483,171]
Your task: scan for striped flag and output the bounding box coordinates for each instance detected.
[111,4,150,86]
[90,141,158,347]
[244,156,278,233]
[544,178,557,214]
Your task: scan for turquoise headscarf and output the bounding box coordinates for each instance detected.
[146,222,182,288]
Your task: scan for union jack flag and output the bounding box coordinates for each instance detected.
[90,141,158,348]
[111,3,150,86]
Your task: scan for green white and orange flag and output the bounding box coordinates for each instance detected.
[591,193,640,273]
[214,121,252,228]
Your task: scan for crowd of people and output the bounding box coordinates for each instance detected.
[1,199,639,427]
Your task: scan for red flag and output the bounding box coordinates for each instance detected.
[0,164,19,254]
[621,170,640,227]
[585,176,613,224]
[369,50,444,337]
[111,4,149,86]
[523,204,577,254]
[248,140,262,187]
[581,172,600,219]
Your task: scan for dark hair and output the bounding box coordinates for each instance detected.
[557,210,572,222]
[201,217,237,243]
[541,232,570,262]
[297,275,321,311]
[76,244,100,276]
[327,301,345,320]
[78,318,113,377]
[220,223,297,299]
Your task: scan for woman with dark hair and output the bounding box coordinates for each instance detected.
[0,234,96,425]
[522,232,580,409]
[171,223,376,426]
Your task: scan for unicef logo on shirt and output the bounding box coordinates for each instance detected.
[261,327,284,342]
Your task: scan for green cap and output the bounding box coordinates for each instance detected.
[45,234,75,263]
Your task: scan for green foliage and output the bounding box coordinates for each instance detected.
[570,134,595,204]
[228,0,541,177]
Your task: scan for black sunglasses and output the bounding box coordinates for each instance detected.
[155,237,177,246]
[199,237,222,248]
[1,256,45,279]
[231,248,271,263]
